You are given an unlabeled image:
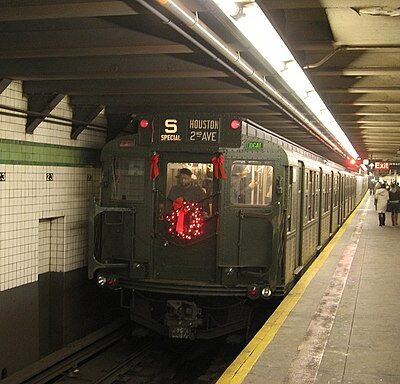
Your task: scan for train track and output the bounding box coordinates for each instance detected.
[5,303,280,384]
[3,320,153,384]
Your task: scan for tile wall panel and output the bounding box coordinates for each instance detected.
[0,81,106,291]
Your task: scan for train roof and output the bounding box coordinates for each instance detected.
[243,120,348,173]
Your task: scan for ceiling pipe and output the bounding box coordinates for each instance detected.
[0,103,107,130]
[304,45,400,70]
[128,0,346,158]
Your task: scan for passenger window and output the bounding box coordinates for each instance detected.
[231,161,273,205]
[111,158,145,202]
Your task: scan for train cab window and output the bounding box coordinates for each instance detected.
[231,162,273,205]
[165,162,213,214]
[111,158,145,202]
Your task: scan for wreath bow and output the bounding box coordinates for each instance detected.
[172,197,187,234]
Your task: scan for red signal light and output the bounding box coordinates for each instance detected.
[230,119,241,129]
[349,158,356,165]
[139,119,149,129]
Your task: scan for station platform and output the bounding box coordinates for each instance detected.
[218,194,400,384]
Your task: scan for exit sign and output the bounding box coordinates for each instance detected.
[375,162,389,170]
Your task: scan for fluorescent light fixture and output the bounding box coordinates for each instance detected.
[212,0,359,160]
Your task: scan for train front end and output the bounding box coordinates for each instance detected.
[88,114,282,339]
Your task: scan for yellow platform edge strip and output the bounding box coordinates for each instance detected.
[217,193,369,384]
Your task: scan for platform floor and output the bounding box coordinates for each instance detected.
[218,195,400,384]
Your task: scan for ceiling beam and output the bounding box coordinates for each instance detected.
[260,0,384,9]
[341,120,400,125]
[0,55,225,81]
[0,44,192,59]
[0,1,138,21]
[70,94,269,106]
[310,67,400,76]
[23,78,252,95]
[321,88,400,94]
[0,25,192,59]
[106,103,273,114]
[330,102,400,107]
[334,113,400,116]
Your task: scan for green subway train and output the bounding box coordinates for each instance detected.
[88,114,367,339]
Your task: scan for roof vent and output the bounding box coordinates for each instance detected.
[356,7,400,17]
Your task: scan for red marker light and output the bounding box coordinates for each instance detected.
[139,119,149,129]
[247,286,260,299]
[349,158,356,165]
[106,277,118,287]
[230,119,241,129]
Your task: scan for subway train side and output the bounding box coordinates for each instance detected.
[88,115,368,339]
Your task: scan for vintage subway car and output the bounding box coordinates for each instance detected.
[88,114,367,339]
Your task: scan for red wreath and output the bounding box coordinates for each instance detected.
[165,198,205,240]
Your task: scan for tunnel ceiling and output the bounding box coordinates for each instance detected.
[1,0,399,164]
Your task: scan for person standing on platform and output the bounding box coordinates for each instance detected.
[375,182,389,226]
[388,182,400,226]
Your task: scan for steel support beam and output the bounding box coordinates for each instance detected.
[0,78,11,95]
[25,94,65,134]
[106,113,134,142]
[71,105,104,139]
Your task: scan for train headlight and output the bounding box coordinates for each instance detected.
[261,287,272,298]
[97,275,107,287]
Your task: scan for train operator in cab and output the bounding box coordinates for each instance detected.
[167,168,209,214]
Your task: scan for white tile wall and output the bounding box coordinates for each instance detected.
[0,80,106,291]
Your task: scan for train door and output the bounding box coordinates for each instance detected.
[219,160,275,280]
[317,168,323,247]
[153,153,219,282]
[329,171,334,235]
[296,161,305,267]
[337,173,342,226]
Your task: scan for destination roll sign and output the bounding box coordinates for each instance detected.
[157,117,221,144]
[138,114,242,148]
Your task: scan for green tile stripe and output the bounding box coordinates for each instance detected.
[0,138,101,167]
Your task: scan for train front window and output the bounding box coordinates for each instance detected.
[231,162,273,205]
[166,162,214,214]
[111,158,145,202]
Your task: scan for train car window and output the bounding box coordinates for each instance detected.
[311,171,316,219]
[287,166,293,232]
[111,158,145,202]
[165,162,213,214]
[231,162,273,205]
[333,175,338,207]
[324,174,329,212]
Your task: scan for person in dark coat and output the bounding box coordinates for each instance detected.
[167,168,208,213]
[388,182,400,225]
